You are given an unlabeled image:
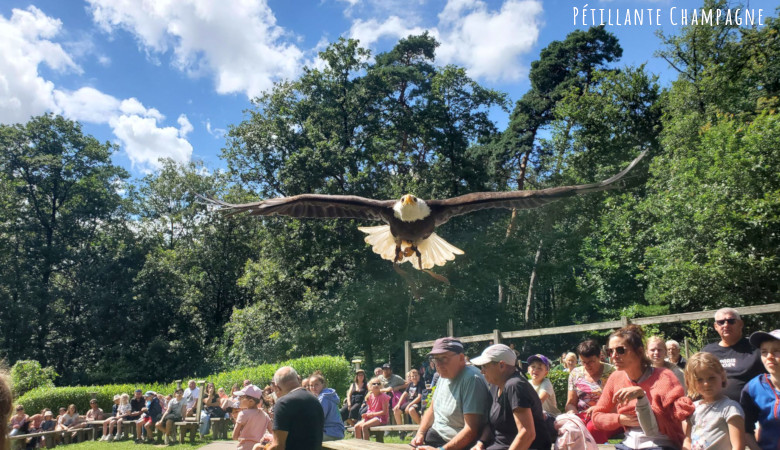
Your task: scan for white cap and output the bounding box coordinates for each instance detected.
[471,344,517,366]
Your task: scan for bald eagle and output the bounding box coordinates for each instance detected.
[203,151,645,274]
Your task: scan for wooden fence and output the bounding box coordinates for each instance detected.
[403,303,780,374]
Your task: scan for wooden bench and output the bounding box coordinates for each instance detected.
[323,439,409,449]
[210,417,229,439]
[174,420,199,444]
[346,424,418,443]
[9,431,61,450]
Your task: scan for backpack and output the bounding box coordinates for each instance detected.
[554,413,598,450]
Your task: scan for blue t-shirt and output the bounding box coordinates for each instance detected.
[741,374,780,450]
[431,364,491,441]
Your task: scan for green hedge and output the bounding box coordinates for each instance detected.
[17,355,351,414]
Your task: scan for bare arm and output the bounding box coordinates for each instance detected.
[410,397,435,447]
[682,418,692,450]
[267,430,288,450]
[232,422,244,441]
[442,413,482,450]
[509,407,536,450]
[394,392,409,410]
[565,389,578,414]
[726,415,745,450]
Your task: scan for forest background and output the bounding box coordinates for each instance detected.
[1,0,778,387]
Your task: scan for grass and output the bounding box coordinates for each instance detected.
[51,438,214,450]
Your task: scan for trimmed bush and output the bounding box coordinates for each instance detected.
[17,355,351,414]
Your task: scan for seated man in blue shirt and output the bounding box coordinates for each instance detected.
[411,337,491,450]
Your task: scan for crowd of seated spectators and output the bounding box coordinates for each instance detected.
[4,307,777,450]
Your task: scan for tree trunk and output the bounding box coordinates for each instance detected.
[524,239,543,325]
[503,149,532,239]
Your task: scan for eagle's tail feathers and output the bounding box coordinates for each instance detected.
[358,225,397,260]
[415,233,464,269]
[358,227,463,270]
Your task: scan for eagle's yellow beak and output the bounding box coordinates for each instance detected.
[402,195,416,206]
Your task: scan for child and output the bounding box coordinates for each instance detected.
[101,395,121,441]
[157,389,187,445]
[393,369,425,425]
[353,377,390,440]
[39,410,57,448]
[112,393,131,440]
[683,352,745,450]
[742,329,780,450]
[231,385,272,450]
[527,354,561,417]
[135,391,162,443]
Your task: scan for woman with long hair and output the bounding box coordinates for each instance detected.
[592,324,694,449]
[340,370,368,426]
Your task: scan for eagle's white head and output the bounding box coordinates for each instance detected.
[393,194,431,222]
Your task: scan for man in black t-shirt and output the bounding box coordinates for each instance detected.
[471,344,550,450]
[128,389,145,421]
[269,366,324,450]
[702,307,766,402]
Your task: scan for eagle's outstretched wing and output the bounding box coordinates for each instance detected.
[428,150,647,226]
[199,194,396,222]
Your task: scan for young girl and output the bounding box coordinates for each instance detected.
[353,377,390,440]
[683,352,745,450]
[101,395,121,441]
[231,385,272,450]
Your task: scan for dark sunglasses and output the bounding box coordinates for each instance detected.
[370,382,381,386]
[715,318,737,326]
[607,346,627,356]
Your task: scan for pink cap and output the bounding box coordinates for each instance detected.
[234,384,263,400]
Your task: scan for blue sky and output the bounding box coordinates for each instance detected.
[1,0,774,177]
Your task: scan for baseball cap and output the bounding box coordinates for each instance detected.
[135,389,143,393]
[749,330,780,348]
[428,337,465,356]
[234,384,263,400]
[471,344,517,367]
[527,354,551,368]
[381,363,392,370]
[44,411,53,417]
[113,395,120,401]
[144,391,155,397]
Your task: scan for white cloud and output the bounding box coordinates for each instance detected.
[0,6,194,173]
[86,0,304,98]
[347,0,543,82]
[53,87,119,124]
[205,119,226,139]
[349,16,426,47]
[110,112,193,172]
[0,6,80,124]
[436,0,543,81]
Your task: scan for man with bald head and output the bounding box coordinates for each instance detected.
[268,366,324,450]
[702,307,765,401]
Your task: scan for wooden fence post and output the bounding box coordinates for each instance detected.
[404,341,411,375]
[684,337,690,359]
[493,329,501,344]
[447,319,454,337]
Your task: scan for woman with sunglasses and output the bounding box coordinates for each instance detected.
[592,325,694,450]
